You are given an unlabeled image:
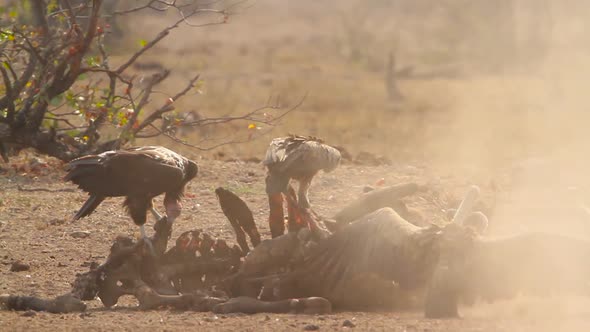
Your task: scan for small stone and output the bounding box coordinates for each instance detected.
[342,320,356,328]
[70,231,91,239]
[21,310,36,317]
[362,185,375,193]
[10,261,30,272]
[303,324,320,331]
[264,315,271,321]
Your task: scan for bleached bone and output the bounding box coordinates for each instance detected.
[451,185,480,225]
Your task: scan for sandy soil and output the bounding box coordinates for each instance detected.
[1,154,590,331]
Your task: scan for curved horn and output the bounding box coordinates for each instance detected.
[452,185,480,225]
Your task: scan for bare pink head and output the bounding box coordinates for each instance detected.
[164,198,182,223]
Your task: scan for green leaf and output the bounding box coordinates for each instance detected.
[42,118,57,129]
[49,94,63,106]
[85,56,99,67]
[66,130,81,137]
[139,39,147,47]
[46,0,58,13]
[8,8,17,19]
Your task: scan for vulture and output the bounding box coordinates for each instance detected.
[64,146,198,251]
[263,135,341,238]
[215,187,261,254]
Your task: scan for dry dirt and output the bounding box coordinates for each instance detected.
[1,153,590,331]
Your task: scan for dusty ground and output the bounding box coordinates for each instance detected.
[1,153,590,331]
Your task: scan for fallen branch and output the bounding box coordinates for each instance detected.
[0,294,86,313]
[17,185,76,193]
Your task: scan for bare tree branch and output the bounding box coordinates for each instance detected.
[112,0,179,15]
[30,0,50,38]
[133,74,200,135]
[0,0,300,162]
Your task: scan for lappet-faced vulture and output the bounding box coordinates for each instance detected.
[64,146,198,251]
[263,135,341,237]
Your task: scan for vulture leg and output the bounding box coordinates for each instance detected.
[125,197,156,257]
[139,225,156,257]
[297,176,313,209]
[286,187,306,232]
[268,193,285,238]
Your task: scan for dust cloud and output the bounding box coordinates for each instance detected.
[120,0,590,321]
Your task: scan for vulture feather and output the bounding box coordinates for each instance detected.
[215,187,261,254]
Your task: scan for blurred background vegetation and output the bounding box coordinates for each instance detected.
[2,0,589,173]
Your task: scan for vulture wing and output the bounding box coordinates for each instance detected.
[263,136,341,175]
[65,148,184,197]
[216,187,257,230]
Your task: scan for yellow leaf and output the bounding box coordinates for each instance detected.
[248,123,256,129]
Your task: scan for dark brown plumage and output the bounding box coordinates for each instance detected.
[215,187,261,254]
[263,135,341,237]
[64,146,198,243]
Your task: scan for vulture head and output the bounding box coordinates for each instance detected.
[164,160,199,224]
[185,160,199,183]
